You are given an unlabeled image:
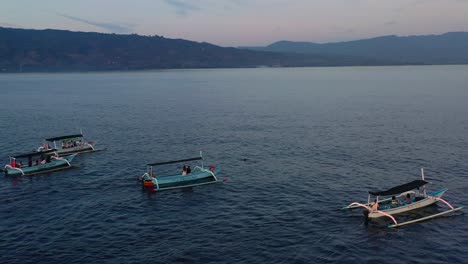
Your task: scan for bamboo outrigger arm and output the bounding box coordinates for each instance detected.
[86,142,96,151]
[346,202,398,225]
[434,197,455,210]
[53,156,71,167]
[387,198,463,228]
[141,171,160,190]
[4,165,25,176]
[194,166,218,182]
[388,206,464,228]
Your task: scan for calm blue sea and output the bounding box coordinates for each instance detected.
[0,66,467,263]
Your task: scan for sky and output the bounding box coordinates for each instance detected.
[1,0,468,47]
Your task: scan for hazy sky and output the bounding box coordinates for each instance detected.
[1,0,468,46]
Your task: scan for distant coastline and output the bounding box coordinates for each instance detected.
[1,27,466,73]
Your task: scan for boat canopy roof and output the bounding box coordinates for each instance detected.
[12,149,58,158]
[369,180,429,196]
[45,134,83,141]
[148,157,202,166]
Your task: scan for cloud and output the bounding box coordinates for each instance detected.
[384,21,397,26]
[57,13,133,34]
[164,0,200,15]
[228,0,248,5]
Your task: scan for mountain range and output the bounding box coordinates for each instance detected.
[1,27,466,72]
[244,32,468,65]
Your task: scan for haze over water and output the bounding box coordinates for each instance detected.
[0,66,467,263]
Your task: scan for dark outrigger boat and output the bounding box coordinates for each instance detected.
[37,133,103,156]
[140,152,221,191]
[3,149,76,176]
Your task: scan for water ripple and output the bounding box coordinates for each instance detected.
[1,67,468,263]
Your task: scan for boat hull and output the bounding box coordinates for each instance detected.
[4,155,75,176]
[369,189,447,218]
[143,168,220,191]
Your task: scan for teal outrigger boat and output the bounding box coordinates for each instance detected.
[140,152,221,191]
[3,149,76,176]
[37,133,103,156]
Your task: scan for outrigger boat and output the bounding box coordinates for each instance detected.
[3,149,76,176]
[37,133,102,156]
[342,168,463,228]
[140,152,221,192]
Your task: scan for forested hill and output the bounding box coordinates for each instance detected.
[245,32,468,65]
[0,27,409,72]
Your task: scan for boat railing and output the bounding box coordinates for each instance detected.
[4,165,25,176]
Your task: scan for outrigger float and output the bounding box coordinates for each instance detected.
[342,168,463,228]
[37,133,103,156]
[140,152,221,192]
[3,149,76,176]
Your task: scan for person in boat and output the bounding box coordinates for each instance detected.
[17,161,23,168]
[11,159,16,168]
[43,142,50,150]
[35,159,39,166]
[371,199,379,211]
[406,193,412,204]
[187,165,191,174]
[182,165,187,176]
[391,196,400,208]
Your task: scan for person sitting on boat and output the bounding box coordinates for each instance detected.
[187,165,191,174]
[371,199,379,211]
[391,196,400,208]
[10,159,16,168]
[182,165,187,176]
[406,193,412,204]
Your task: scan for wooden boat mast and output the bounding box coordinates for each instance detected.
[421,167,427,196]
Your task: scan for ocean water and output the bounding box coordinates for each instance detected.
[0,66,467,263]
